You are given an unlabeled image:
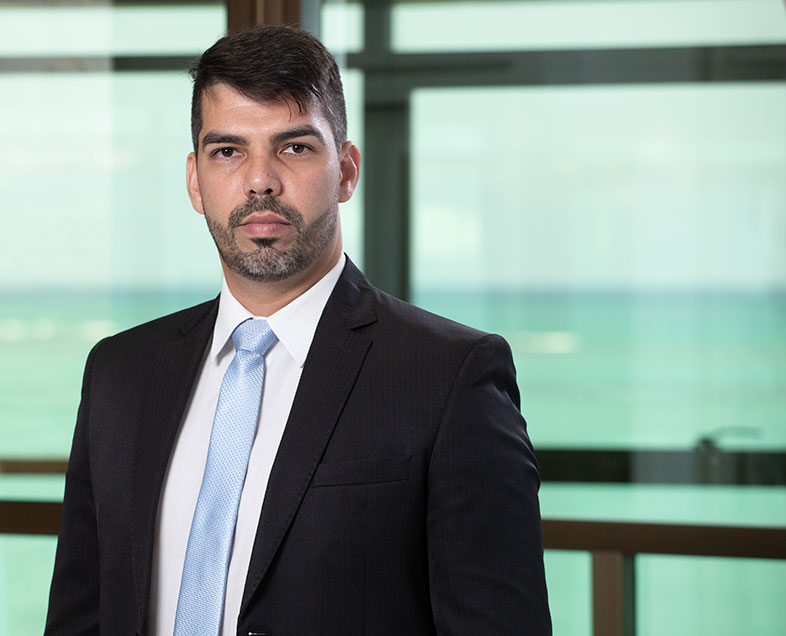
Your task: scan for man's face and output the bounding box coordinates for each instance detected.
[186,83,359,286]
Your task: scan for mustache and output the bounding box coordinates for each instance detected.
[228,196,303,229]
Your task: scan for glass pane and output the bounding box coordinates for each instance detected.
[0,71,221,459]
[0,535,58,635]
[410,83,786,452]
[544,550,591,636]
[637,555,786,635]
[0,2,226,471]
[321,0,365,264]
[337,68,365,266]
[322,0,364,54]
[540,484,786,527]
[393,0,786,52]
[0,475,65,502]
[0,4,225,57]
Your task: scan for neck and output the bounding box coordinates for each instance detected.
[222,245,342,317]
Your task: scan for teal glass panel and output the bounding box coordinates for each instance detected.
[321,1,365,263]
[336,68,364,265]
[1,4,226,634]
[0,475,65,502]
[0,4,225,57]
[637,555,786,635]
[0,70,221,460]
[410,83,786,453]
[544,550,591,636]
[321,0,364,54]
[0,535,58,636]
[540,484,786,527]
[392,0,786,53]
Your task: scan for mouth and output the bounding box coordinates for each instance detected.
[237,212,291,238]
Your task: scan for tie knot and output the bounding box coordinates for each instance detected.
[231,318,277,355]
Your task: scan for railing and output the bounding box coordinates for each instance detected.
[543,518,786,636]
[2,481,786,636]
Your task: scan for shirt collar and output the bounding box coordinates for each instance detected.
[210,253,346,368]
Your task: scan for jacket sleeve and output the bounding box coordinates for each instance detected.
[426,334,552,635]
[44,343,101,636]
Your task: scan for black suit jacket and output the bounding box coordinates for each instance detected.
[45,259,551,635]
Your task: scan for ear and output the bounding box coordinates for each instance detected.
[186,151,205,215]
[338,141,361,203]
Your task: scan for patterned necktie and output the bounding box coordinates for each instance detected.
[173,318,277,636]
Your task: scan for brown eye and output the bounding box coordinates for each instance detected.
[220,148,235,158]
[284,144,310,156]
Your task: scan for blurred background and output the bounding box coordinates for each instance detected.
[0,1,784,634]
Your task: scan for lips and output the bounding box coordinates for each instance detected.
[240,212,290,225]
[238,212,291,237]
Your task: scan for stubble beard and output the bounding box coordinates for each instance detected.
[205,194,338,283]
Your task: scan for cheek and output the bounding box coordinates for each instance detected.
[299,170,341,205]
[199,173,240,212]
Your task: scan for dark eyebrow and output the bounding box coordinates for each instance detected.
[200,126,327,154]
[201,132,248,152]
[269,125,326,147]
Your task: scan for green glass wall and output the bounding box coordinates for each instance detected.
[0,4,228,634]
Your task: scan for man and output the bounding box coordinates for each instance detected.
[45,25,551,636]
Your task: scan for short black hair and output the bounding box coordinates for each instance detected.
[189,25,347,152]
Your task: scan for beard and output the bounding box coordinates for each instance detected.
[204,194,338,282]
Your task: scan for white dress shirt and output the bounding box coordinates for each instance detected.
[148,253,345,636]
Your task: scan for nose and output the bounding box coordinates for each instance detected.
[244,154,282,199]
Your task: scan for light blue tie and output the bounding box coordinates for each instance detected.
[173,318,277,636]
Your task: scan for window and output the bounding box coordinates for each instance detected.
[0,4,225,633]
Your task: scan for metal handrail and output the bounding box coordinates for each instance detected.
[4,499,784,558]
[3,501,785,636]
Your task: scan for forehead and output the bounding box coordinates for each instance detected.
[199,84,331,138]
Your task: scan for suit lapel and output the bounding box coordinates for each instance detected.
[130,299,218,628]
[241,260,376,613]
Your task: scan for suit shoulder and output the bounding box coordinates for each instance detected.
[357,285,521,410]
[370,286,502,351]
[92,298,217,355]
[336,259,507,357]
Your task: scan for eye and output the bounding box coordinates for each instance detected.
[283,143,310,156]
[211,147,237,159]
